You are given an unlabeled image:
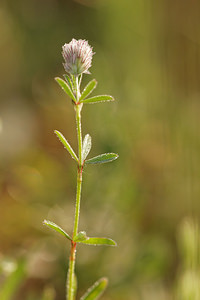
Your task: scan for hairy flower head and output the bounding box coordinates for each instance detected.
[62,39,94,76]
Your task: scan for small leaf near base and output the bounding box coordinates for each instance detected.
[80,277,108,300]
[43,220,72,241]
[80,95,114,104]
[85,153,119,165]
[79,237,117,246]
[73,231,87,242]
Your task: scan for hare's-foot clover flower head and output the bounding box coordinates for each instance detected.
[62,39,94,76]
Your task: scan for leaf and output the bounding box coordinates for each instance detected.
[78,237,117,246]
[85,153,119,165]
[82,134,92,161]
[43,220,72,241]
[63,74,73,91]
[80,95,114,104]
[54,130,78,162]
[73,231,87,242]
[80,79,97,101]
[55,77,76,103]
[80,278,108,300]
[74,231,117,246]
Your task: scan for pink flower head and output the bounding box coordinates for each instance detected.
[62,39,94,76]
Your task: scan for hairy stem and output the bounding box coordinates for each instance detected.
[67,76,83,300]
[67,241,76,300]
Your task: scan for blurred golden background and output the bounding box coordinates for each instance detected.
[1,0,200,299]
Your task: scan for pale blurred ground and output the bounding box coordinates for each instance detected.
[1,0,200,299]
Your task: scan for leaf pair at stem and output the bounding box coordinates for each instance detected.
[43,218,113,299]
[54,130,118,166]
[55,76,114,105]
[43,220,116,247]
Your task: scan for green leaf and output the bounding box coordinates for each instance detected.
[78,237,117,246]
[55,77,76,103]
[80,278,108,300]
[73,231,117,246]
[54,130,78,162]
[85,153,119,165]
[63,74,73,91]
[80,79,97,101]
[73,231,87,242]
[80,95,114,104]
[43,220,72,241]
[82,134,92,161]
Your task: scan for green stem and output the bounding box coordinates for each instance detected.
[76,104,83,167]
[67,76,83,300]
[67,241,76,300]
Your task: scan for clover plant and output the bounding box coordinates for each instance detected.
[43,39,118,300]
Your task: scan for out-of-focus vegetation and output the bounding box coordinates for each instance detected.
[0,0,200,299]
[175,219,200,300]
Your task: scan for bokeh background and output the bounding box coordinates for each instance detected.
[1,0,200,299]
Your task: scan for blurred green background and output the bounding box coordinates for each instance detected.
[1,0,200,299]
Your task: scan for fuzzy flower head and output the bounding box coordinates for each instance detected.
[62,39,94,76]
